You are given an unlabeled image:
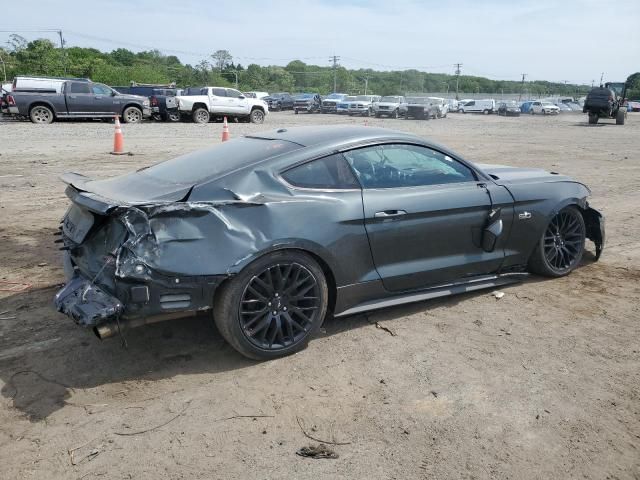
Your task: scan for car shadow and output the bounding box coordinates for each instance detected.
[0,246,601,422]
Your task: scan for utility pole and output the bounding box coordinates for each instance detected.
[454,63,462,100]
[363,74,369,95]
[518,73,527,101]
[329,55,340,93]
[58,29,67,75]
[599,72,604,86]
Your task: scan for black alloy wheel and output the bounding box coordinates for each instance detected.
[213,250,328,360]
[239,263,321,350]
[529,206,586,277]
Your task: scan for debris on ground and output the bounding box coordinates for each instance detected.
[296,444,339,459]
[492,291,505,299]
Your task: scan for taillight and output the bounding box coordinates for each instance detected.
[150,96,158,106]
[608,95,613,101]
[7,95,15,106]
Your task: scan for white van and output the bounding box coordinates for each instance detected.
[460,99,496,114]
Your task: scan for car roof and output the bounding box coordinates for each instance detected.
[246,125,418,148]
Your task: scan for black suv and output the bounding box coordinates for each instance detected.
[264,92,294,111]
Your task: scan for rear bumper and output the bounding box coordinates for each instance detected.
[54,268,226,330]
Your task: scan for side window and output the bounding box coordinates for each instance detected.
[282,153,360,189]
[211,88,226,97]
[69,82,91,94]
[343,144,476,189]
[227,89,243,98]
[467,101,475,106]
[92,84,112,95]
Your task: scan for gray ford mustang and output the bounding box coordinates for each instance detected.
[54,126,604,359]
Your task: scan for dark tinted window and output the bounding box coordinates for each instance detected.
[344,144,476,189]
[211,88,226,97]
[70,82,91,94]
[282,154,360,189]
[143,137,302,184]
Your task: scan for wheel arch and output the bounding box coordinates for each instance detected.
[28,101,56,117]
[191,102,209,112]
[218,242,339,314]
[121,102,143,114]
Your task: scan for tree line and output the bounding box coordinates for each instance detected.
[1,35,637,99]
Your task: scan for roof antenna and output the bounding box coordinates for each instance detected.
[599,72,604,87]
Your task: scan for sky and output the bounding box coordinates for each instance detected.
[3,0,639,85]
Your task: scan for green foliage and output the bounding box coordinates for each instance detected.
[1,38,592,98]
[626,72,640,99]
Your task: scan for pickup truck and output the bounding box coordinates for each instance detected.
[373,95,405,118]
[7,78,151,124]
[174,87,268,124]
[320,93,348,113]
[293,93,322,114]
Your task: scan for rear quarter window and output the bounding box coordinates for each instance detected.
[282,154,360,189]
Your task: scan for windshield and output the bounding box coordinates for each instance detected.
[295,93,314,99]
[326,93,344,99]
[342,96,356,102]
[542,102,555,106]
[354,95,371,101]
[380,96,401,102]
[142,137,302,184]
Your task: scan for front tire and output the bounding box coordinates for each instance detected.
[250,108,265,124]
[29,105,54,124]
[213,250,329,360]
[588,112,598,124]
[123,106,143,123]
[528,206,586,277]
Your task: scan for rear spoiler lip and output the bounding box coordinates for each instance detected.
[65,185,120,215]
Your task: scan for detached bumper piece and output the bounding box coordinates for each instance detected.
[54,276,124,327]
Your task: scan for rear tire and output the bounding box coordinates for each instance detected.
[588,112,598,124]
[528,206,586,278]
[213,250,329,360]
[192,107,210,124]
[29,105,54,124]
[167,110,181,122]
[616,109,626,125]
[483,109,489,115]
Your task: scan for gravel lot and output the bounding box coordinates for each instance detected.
[1,111,639,479]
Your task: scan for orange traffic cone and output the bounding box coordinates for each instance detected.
[110,116,126,155]
[221,116,230,142]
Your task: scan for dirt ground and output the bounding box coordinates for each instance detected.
[0,111,639,480]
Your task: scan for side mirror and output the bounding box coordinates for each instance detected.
[238,95,245,99]
[481,208,503,252]
[111,91,118,96]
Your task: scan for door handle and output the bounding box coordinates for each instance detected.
[374,210,407,218]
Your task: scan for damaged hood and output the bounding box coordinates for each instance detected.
[61,171,193,209]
